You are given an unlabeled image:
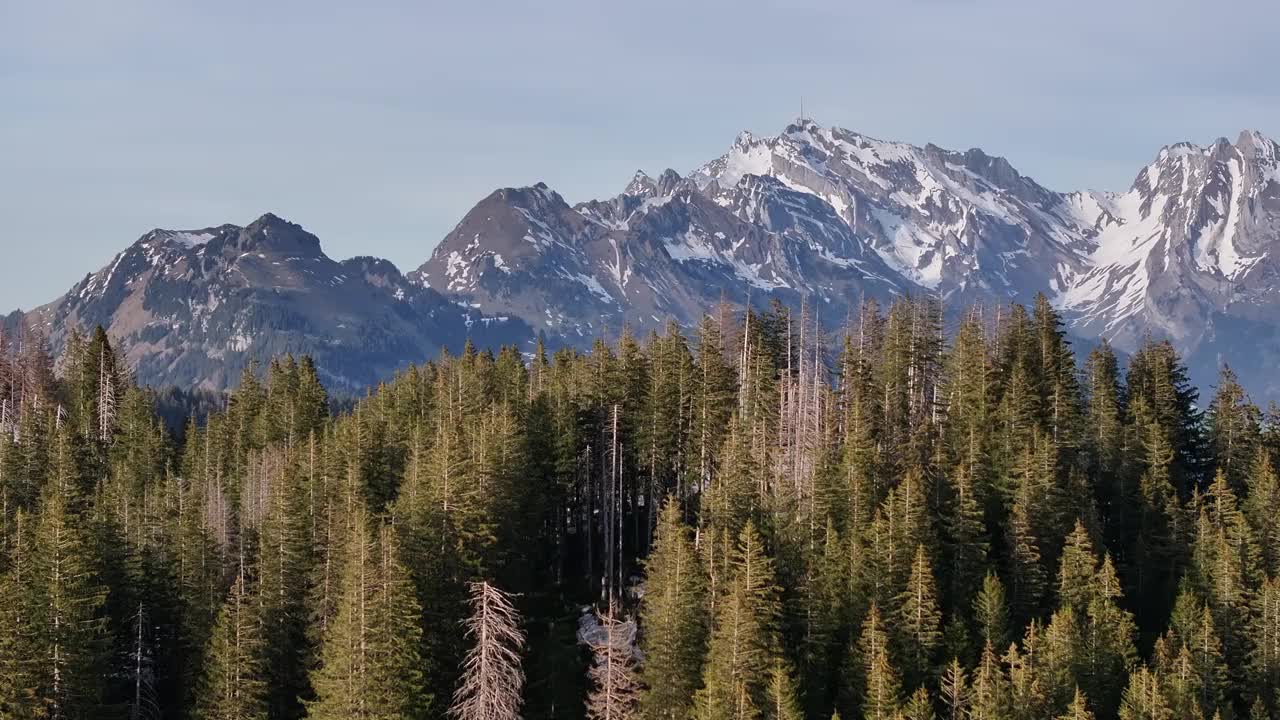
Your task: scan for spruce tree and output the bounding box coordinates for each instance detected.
[895,545,941,689]
[941,463,988,620]
[974,572,1010,651]
[967,642,1011,720]
[1254,576,1280,704]
[195,564,267,720]
[1006,438,1048,625]
[0,512,37,718]
[308,514,428,720]
[1117,667,1172,720]
[1057,688,1096,720]
[1081,554,1138,718]
[24,434,109,719]
[765,662,805,720]
[858,605,901,720]
[1206,366,1260,494]
[1057,521,1098,612]
[639,499,709,720]
[899,687,935,720]
[695,521,783,720]
[1244,449,1280,577]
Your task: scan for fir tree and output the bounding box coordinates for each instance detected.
[1206,366,1260,495]
[899,687,935,720]
[1057,688,1096,720]
[25,436,110,719]
[639,499,709,720]
[895,545,941,688]
[765,662,805,720]
[858,605,901,720]
[1057,521,1098,612]
[1117,667,1172,720]
[308,515,428,720]
[968,642,1011,720]
[1243,450,1280,577]
[195,564,267,720]
[695,521,783,720]
[974,572,1010,651]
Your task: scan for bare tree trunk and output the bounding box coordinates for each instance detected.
[452,581,526,720]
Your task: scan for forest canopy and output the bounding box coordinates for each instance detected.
[1,294,1279,720]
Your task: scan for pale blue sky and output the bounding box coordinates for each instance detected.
[3,0,1277,310]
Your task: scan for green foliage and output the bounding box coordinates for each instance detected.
[695,521,784,720]
[858,605,901,720]
[3,301,1279,720]
[195,563,267,720]
[307,512,429,720]
[639,500,710,720]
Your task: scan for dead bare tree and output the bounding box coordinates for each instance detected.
[585,608,640,720]
[451,581,526,720]
[99,344,116,443]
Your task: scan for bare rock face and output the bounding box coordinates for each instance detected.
[24,213,532,391]
[414,120,1280,398]
[15,122,1280,398]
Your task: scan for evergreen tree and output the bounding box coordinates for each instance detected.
[1244,450,1280,577]
[1057,521,1098,612]
[968,642,1011,720]
[1057,688,1096,720]
[1117,667,1172,720]
[24,433,110,719]
[899,687,935,720]
[1084,342,1126,543]
[0,512,38,718]
[195,564,266,720]
[895,545,941,688]
[1206,366,1260,495]
[858,605,902,720]
[696,521,784,720]
[1081,555,1138,717]
[639,499,709,720]
[940,463,988,621]
[1254,576,1280,705]
[974,572,1010,651]
[765,662,805,720]
[308,515,428,720]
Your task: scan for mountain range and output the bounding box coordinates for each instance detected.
[10,119,1280,398]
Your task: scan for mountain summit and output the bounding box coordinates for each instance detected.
[21,214,532,390]
[13,122,1280,396]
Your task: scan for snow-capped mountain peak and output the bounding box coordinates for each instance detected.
[24,122,1280,399]
[407,119,1280,397]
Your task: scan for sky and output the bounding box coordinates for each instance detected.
[2,0,1278,311]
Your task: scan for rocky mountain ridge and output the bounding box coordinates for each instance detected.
[17,213,532,391]
[12,120,1280,397]
[415,120,1280,397]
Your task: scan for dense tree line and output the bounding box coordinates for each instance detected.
[2,295,1280,720]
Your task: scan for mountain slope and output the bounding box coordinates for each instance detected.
[413,120,1107,338]
[23,214,533,390]
[418,120,1280,396]
[12,122,1280,398]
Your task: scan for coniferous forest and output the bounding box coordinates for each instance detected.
[4,294,1280,720]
